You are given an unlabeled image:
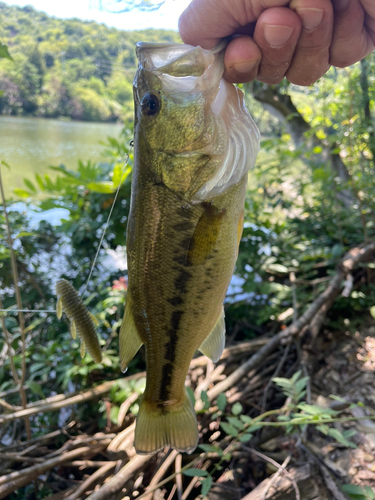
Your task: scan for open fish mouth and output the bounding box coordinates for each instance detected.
[134,41,260,200]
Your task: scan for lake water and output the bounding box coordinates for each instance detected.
[0,116,124,197]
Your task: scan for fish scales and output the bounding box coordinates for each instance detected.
[128,172,246,406]
[120,41,260,454]
[56,279,102,364]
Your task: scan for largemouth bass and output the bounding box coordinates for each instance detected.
[120,42,260,454]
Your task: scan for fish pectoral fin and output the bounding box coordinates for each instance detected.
[119,295,143,373]
[134,391,198,455]
[188,203,225,266]
[199,307,226,363]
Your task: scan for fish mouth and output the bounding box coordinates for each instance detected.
[134,42,260,200]
[136,41,226,78]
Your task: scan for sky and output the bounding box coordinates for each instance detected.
[0,0,191,31]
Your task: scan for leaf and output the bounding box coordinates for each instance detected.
[200,390,210,410]
[0,160,10,169]
[239,433,253,443]
[24,179,37,192]
[183,468,208,477]
[27,381,45,398]
[87,181,115,193]
[342,484,372,499]
[199,444,223,455]
[363,486,375,500]
[220,422,239,437]
[343,429,357,439]
[240,415,253,424]
[246,424,263,433]
[272,377,294,388]
[327,428,357,448]
[24,318,45,334]
[186,386,195,408]
[267,263,288,273]
[109,406,119,424]
[231,402,243,416]
[291,370,302,383]
[227,416,245,430]
[370,306,375,319]
[13,188,31,198]
[217,393,227,412]
[29,362,46,374]
[295,377,309,395]
[0,42,13,60]
[15,231,36,238]
[35,174,45,190]
[201,476,213,497]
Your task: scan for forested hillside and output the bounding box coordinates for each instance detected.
[0,2,180,121]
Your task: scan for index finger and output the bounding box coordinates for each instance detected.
[178,0,294,49]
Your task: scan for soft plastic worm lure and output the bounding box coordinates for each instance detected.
[56,279,102,363]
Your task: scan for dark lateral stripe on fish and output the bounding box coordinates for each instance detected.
[167,296,184,306]
[172,221,195,232]
[159,362,174,404]
[174,268,192,294]
[159,309,184,402]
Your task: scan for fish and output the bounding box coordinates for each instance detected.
[56,279,102,364]
[119,41,260,454]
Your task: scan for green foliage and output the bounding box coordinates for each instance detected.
[273,370,309,404]
[0,130,134,421]
[0,2,180,120]
[343,484,375,500]
[0,41,12,60]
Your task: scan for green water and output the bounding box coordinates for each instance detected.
[0,116,124,197]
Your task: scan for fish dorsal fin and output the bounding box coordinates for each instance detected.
[119,293,143,373]
[199,308,225,362]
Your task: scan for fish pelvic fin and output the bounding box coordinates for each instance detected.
[134,391,198,455]
[199,307,226,362]
[119,294,143,373]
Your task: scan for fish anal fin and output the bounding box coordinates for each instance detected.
[188,203,225,266]
[135,391,198,454]
[199,308,225,363]
[119,294,143,373]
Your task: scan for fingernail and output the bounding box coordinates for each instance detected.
[264,25,294,47]
[297,8,324,30]
[232,60,258,74]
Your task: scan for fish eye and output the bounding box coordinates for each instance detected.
[140,93,160,116]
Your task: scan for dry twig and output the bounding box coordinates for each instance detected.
[207,241,375,402]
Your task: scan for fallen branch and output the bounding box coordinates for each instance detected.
[85,454,153,500]
[64,461,118,500]
[0,374,145,425]
[143,450,179,500]
[0,443,109,499]
[207,241,375,402]
[240,464,315,500]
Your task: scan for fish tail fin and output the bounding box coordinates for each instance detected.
[135,391,198,455]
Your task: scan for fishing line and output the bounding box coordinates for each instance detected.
[1,142,133,316]
[0,309,55,313]
[80,141,133,299]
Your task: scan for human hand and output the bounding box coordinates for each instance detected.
[178,0,375,86]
